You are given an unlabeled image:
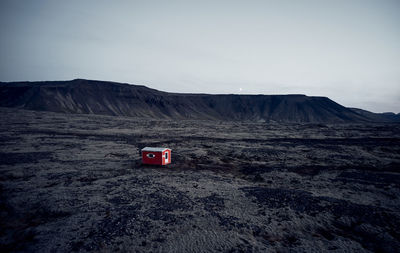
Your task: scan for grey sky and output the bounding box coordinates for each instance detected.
[0,0,399,113]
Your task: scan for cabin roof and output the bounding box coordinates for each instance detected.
[142,147,170,152]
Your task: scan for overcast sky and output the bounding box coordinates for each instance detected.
[0,0,399,113]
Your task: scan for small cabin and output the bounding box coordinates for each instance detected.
[142,147,171,165]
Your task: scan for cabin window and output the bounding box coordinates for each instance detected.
[147,153,155,158]
[165,152,168,160]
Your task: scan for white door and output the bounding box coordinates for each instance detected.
[164,151,169,163]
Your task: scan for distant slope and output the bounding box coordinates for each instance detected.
[349,108,400,123]
[0,79,397,122]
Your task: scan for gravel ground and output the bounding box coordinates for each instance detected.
[0,107,400,252]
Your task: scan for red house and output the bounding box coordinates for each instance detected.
[142,147,171,165]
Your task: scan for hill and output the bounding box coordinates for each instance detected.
[0,79,397,123]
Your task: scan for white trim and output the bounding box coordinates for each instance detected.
[146,153,155,158]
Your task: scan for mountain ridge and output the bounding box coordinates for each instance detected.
[0,79,398,123]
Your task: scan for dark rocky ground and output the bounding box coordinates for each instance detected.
[0,107,399,252]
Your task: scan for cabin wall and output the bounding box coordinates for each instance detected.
[142,151,163,165]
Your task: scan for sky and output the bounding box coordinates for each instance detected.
[0,0,399,113]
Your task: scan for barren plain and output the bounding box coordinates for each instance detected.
[1,107,400,252]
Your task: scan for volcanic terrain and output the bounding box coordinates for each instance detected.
[0,105,399,252]
[1,80,400,252]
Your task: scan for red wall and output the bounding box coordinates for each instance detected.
[142,151,163,165]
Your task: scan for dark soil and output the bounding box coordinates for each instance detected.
[0,107,399,252]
